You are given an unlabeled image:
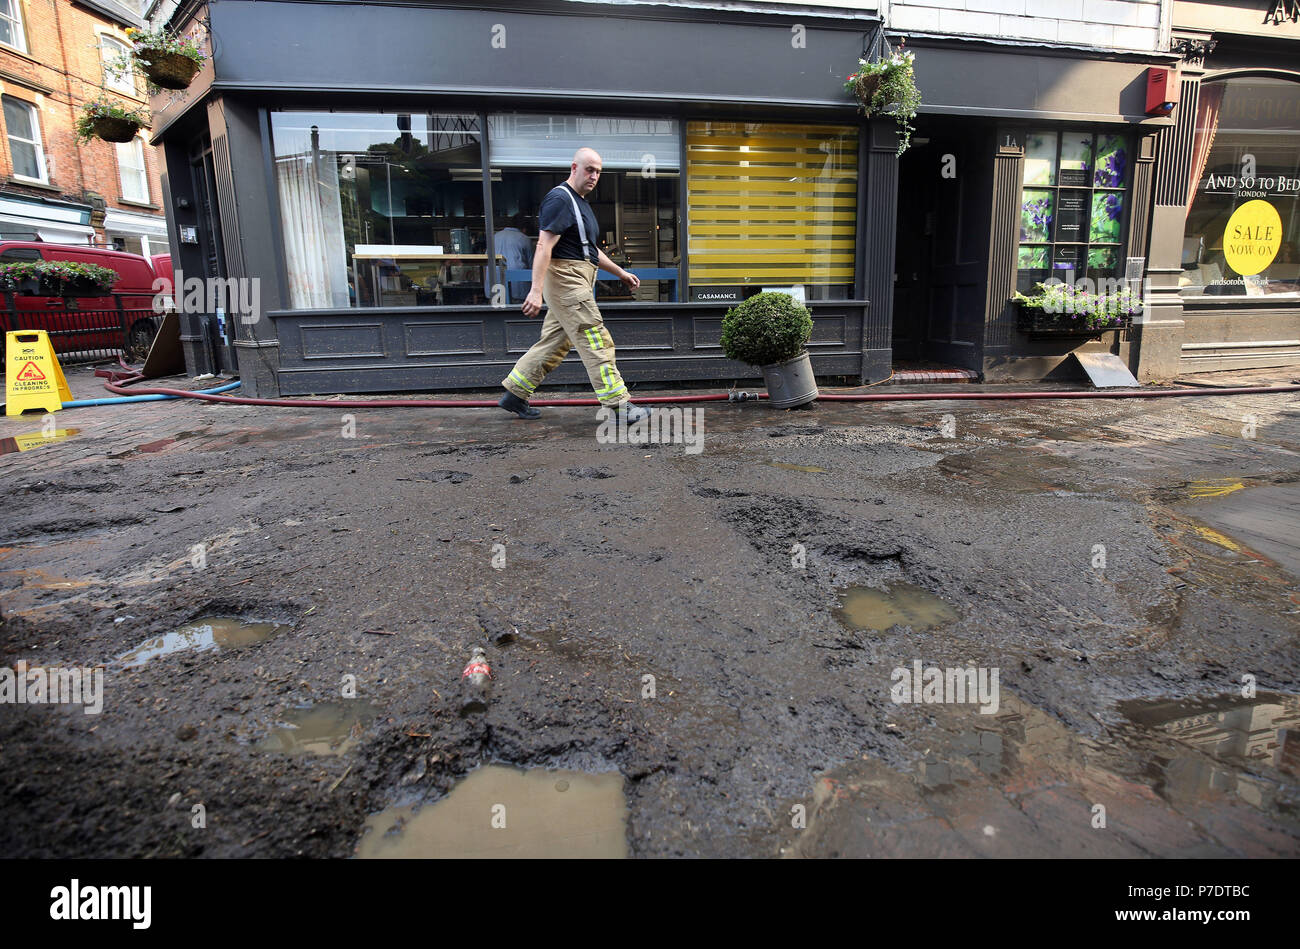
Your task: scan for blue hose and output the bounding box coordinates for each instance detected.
[63,380,242,408]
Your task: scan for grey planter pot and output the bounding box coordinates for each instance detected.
[761,351,818,408]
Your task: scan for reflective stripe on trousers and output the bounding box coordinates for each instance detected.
[500,259,630,407]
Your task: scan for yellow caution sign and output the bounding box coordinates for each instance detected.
[5,331,72,416]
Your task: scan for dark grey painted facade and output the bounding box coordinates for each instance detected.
[272,299,871,395]
[150,0,1214,394]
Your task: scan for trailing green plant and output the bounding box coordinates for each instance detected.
[845,40,922,156]
[123,26,206,64]
[1012,280,1144,330]
[0,259,119,293]
[720,291,814,367]
[74,96,150,144]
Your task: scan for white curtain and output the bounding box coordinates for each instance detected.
[277,151,349,309]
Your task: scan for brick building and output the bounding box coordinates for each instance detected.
[0,0,168,253]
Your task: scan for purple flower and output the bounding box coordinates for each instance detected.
[1021,195,1053,240]
[1094,146,1126,188]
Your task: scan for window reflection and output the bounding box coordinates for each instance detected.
[271,111,492,308]
[487,114,681,303]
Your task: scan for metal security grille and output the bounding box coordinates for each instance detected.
[211,133,244,281]
[685,121,857,287]
[1,295,160,364]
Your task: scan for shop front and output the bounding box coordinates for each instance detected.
[891,35,1176,381]
[0,193,96,245]
[104,206,170,258]
[149,1,1184,394]
[150,0,893,396]
[1140,2,1300,376]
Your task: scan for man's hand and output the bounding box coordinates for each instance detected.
[522,288,544,318]
[620,270,640,292]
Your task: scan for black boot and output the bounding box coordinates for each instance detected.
[499,391,540,419]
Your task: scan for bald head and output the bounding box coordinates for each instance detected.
[567,147,603,196]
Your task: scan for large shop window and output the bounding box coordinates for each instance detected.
[1181,78,1300,298]
[270,111,486,309]
[686,121,857,301]
[1015,129,1130,293]
[270,111,683,309]
[487,115,680,303]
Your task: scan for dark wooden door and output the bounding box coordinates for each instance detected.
[892,126,991,371]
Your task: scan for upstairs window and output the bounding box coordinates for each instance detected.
[4,97,47,182]
[0,0,27,54]
[117,137,149,203]
[100,35,135,95]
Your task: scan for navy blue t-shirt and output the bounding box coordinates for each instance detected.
[538,182,600,265]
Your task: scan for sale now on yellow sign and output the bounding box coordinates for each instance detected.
[1223,200,1283,276]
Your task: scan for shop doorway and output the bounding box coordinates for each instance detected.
[892,120,993,372]
[189,134,227,282]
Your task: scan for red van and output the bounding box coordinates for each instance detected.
[0,242,165,361]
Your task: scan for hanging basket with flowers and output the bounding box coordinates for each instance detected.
[123,26,206,90]
[74,96,150,144]
[845,38,922,157]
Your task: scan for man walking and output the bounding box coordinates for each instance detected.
[498,147,650,423]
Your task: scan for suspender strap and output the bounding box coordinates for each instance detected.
[552,185,592,260]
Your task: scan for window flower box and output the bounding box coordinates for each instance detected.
[1012,281,1141,336]
[0,260,119,296]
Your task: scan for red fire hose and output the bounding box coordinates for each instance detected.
[98,375,1300,407]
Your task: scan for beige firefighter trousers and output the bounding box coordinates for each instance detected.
[501,258,629,406]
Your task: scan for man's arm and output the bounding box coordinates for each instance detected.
[598,249,640,291]
[522,231,560,317]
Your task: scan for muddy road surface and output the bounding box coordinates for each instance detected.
[2,368,1298,857]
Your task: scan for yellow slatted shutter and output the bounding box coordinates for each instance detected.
[686,121,858,288]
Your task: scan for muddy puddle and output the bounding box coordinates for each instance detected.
[1146,503,1300,627]
[763,460,828,474]
[0,428,81,455]
[786,690,1300,857]
[834,582,959,632]
[937,448,1092,494]
[256,701,380,756]
[113,616,286,668]
[357,765,627,858]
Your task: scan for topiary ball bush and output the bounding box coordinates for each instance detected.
[720,291,814,368]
